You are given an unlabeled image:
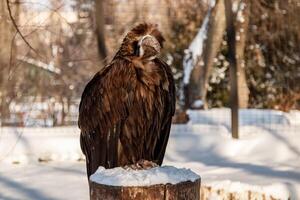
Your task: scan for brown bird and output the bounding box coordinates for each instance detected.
[78,23,175,177]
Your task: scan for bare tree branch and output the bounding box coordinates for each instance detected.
[6,0,39,55]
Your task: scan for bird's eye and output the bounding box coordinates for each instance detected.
[132,41,139,56]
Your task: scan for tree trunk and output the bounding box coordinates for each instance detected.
[0,0,18,123]
[90,179,201,200]
[200,0,226,108]
[235,0,250,108]
[60,97,66,126]
[225,0,239,139]
[95,0,108,65]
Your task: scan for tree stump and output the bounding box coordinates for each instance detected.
[89,166,201,200]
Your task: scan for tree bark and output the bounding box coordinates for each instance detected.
[200,0,226,108]
[235,0,250,108]
[95,0,108,65]
[90,179,201,200]
[225,0,239,139]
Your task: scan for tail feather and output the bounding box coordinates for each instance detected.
[80,130,107,178]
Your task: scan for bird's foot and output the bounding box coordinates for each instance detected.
[124,159,158,170]
[137,159,158,170]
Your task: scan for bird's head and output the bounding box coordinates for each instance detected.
[118,23,165,61]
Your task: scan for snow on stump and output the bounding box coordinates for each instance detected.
[89,166,201,200]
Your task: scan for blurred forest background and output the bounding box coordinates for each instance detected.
[0,0,299,127]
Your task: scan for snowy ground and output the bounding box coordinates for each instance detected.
[166,125,300,199]
[0,162,88,200]
[0,109,299,199]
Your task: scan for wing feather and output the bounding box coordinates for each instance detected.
[79,58,136,176]
[153,59,176,165]
[79,59,135,133]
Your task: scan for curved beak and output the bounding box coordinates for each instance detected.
[137,35,160,58]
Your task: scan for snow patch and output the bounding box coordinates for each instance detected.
[191,100,204,108]
[90,166,200,186]
[182,2,215,85]
[0,127,83,163]
[232,1,239,12]
[206,181,290,200]
[236,2,246,23]
[17,56,61,74]
[187,108,299,126]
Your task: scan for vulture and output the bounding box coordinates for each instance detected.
[78,23,175,177]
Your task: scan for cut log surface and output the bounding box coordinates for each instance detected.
[90,179,201,200]
[89,166,201,200]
